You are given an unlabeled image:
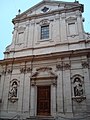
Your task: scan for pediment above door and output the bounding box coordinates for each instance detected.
[31,67,57,86]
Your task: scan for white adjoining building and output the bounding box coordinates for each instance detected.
[0,0,90,120]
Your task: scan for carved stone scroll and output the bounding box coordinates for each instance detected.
[82,61,89,68]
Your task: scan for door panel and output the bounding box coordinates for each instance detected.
[37,86,50,116]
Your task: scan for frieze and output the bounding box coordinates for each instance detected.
[36,67,52,72]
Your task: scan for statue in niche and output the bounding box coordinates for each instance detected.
[9,81,17,98]
[74,78,83,97]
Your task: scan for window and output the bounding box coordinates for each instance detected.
[68,23,76,35]
[18,32,24,43]
[41,25,49,39]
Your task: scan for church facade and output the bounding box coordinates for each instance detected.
[0,0,90,120]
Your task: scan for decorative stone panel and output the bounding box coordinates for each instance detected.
[7,68,12,74]
[1,70,6,75]
[63,63,71,70]
[56,63,63,71]
[82,61,89,68]
[20,67,31,73]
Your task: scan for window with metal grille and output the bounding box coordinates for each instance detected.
[41,25,49,39]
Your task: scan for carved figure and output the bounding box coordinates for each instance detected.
[9,81,17,98]
[74,78,83,97]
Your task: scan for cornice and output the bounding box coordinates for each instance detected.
[4,39,90,54]
[0,48,90,65]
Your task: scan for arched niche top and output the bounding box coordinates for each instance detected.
[10,79,20,86]
[71,74,84,83]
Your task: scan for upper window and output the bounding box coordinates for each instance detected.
[68,23,76,35]
[41,25,49,39]
[41,7,49,13]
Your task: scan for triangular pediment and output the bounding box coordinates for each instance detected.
[13,0,83,23]
[66,16,77,21]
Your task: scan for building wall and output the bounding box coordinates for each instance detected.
[0,0,90,120]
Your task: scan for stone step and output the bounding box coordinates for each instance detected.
[26,116,55,120]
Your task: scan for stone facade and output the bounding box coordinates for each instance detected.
[0,0,90,120]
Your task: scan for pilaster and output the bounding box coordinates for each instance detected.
[61,13,67,41]
[56,63,63,113]
[51,84,56,116]
[23,67,31,116]
[82,61,90,111]
[24,21,30,47]
[17,67,25,112]
[2,67,12,111]
[30,84,35,116]
[63,62,72,113]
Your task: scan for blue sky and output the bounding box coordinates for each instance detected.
[0,0,90,59]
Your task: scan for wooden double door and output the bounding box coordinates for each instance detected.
[37,86,51,116]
